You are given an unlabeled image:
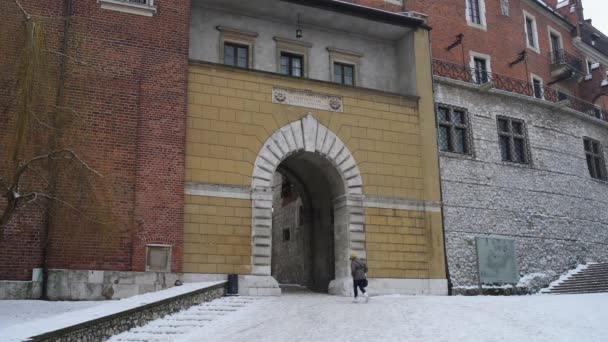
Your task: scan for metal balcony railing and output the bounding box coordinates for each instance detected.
[432,59,607,122]
[549,49,584,74]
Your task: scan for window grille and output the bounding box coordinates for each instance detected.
[497,116,531,164]
[584,138,607,180]
[436,104,472,155]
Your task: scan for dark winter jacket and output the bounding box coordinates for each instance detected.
[351,259,368,280]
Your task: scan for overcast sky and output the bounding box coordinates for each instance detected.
[583,0,608,35]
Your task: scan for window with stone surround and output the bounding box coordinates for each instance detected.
[280,53,304,78]
[217,26,258,69]
[466,0,487,30]
[224,43,249,68]
[497,116,531,164]
[584,137,607,181]
[146,244,171,272]
[523,10,540,54]
[436,104,473,155]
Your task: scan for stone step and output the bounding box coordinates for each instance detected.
[551,286,608,292]
[550,289,608,294]
[560,278,608,284]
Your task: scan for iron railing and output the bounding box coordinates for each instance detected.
[549,49,584,74]
[432,59,607,122]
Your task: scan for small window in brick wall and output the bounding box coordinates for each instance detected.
[584,137,607,181]
[146,245,171,272]
[497,116,531,164]
[436,104,473,155]
[500,0,510,16]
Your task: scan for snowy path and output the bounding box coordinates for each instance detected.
[176,292,608,342]
[0,300,102,330]
[107,296,263,342]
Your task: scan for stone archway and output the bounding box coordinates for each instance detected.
[250,114,365,295]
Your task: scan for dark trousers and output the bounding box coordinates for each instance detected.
[353,279,367,298]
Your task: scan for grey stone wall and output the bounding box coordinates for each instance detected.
[435,79,608,288]
[271,173,311,286]
[27,284,225,342]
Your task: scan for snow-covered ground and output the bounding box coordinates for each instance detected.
[3,290,608,342]
[179,292,608,342]
[0,300,102,330]
[0,282,223,342]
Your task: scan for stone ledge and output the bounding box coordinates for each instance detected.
[24,282,226,342]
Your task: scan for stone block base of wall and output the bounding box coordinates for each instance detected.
[367,278,448,296]
[183,273,281,296]
[47,269,185,301]
[0,268,42,299]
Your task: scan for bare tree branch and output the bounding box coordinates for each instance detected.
[30,110,57,130]
[43,50,88,66]
[14,149,103,187]
[14,0,30,19]
[36,193,110,226]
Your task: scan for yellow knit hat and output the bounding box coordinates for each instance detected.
[350,253,358,260]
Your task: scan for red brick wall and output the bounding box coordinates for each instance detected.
[0,0,190,280]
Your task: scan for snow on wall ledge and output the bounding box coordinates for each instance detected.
[3,282,225,342]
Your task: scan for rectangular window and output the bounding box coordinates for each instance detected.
[526,17,536,48]
[550,33,561,52]
[334,62,355,86]
[497,116,531,164]
[532,77,543,99]
[584,138,607,180]
[524,12,539,53]
[473,57,489,84]
[280,53,303,78]
[224,43,249,68]
[436,104,472,155]
[469,0,481,24]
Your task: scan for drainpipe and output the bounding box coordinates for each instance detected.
[41,0,73,301]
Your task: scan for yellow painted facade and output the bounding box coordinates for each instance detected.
[184,29,446,281]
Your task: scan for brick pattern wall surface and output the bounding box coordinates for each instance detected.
[1,0,191,280]
[186,63,423,199]
[365,208,430,279]
[183,195,252,275]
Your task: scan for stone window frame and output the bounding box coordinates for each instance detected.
[274,36,313,78]
[496,116,533,166]
[466,0,487,31]
[217,26,258,69]
[98,0,157,17]
[145,244,172,272]
[469,51,492,85]
[523,10,541,54]
[547,26,564,55]
[530,73,545,100]
[328,47,363,87]
[583,137,607,181]
[436,103,475,157]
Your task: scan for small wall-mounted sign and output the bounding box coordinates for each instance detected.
[272,87,343,112]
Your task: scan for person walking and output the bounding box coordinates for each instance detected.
[350,253,369,303]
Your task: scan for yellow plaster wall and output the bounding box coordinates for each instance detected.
[365,208,446,279]
[183,195,252,275]
[186,63,424,199]
[184,29,447,280]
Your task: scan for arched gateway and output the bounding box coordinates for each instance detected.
[250,114,365,295]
